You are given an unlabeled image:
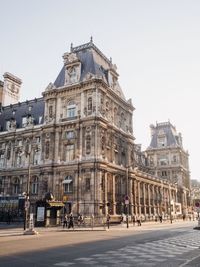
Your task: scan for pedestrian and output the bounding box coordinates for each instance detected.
[132,215,136,226]
[120,214,124,224]
[68,213,74,229]
[159,215,163,223]
[136,215,141,226]
[63,214,68,228]
[77,214,83,227]
[106,213,110,229]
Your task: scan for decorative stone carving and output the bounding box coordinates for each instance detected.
[45,82,55,91]
[63,52,78,64]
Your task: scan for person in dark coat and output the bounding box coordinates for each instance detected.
[63,214,68,228]
[68,213,74,229]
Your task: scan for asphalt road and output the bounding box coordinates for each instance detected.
[0,221,200,267]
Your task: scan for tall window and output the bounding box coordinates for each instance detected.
[31,176,38,194]
[65,144,75,161]
[16,152,22,167]
[68,67,77,83]
[45,141,50,159]
[0,153,4,167]
[85,178,91,191]
[49,106,53,118]
[67,102,76,118]
[13,177,20,194]
[33,150,40,165]
[88,97,92,111]
[63,176,73,193]
[86,135,91,154]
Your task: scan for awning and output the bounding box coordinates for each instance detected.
[47,201,65,207]
[62,179,72,184]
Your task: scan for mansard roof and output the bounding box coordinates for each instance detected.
[0,98,44,132]
[53,40,126,99]
[148,121,183,149]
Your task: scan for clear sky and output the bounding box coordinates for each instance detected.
[1,0,200,180]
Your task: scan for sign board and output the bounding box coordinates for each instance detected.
[195,202,200,207]
[37,207,45,222]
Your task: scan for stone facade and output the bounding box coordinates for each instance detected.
[0,40,185,221]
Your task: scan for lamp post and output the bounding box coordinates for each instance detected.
[24,150,31,231]
[24,142,38,235]
[169,183,173,224]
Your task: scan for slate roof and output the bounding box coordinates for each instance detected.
[53,41,126,99]
[148,122,182,149]
[0,98,44,132]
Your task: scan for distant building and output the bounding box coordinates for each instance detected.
[145,121,191,214]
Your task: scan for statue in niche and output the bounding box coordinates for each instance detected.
[9,119,16,130]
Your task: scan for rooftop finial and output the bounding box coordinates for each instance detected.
[90,36,93,43]
[70,43,73,52]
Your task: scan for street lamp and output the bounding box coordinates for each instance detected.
[169,183,173,224]
[24,142,38,235]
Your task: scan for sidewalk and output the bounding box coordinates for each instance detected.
[0,219,197,237]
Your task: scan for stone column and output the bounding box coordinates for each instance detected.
[138,181,141,215]
[112,174,116,215]
[152,185,155,215]
[143,183,146,217]
[133,179,137,215]
[148,184,151,217]
[129,178,133,215]
[104,172,108,215]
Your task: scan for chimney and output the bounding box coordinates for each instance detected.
[1,72,22,106]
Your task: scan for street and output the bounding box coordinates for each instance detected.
[0,220,200,266]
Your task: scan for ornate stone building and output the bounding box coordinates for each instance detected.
[145,122,191,215]
[0,40,182,221]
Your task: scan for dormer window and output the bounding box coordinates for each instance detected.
[68,66,78,84]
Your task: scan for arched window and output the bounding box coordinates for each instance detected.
[67,101,76,118]
[63,175,73,193]
[13,177,20,194]
[31,176,38,194]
